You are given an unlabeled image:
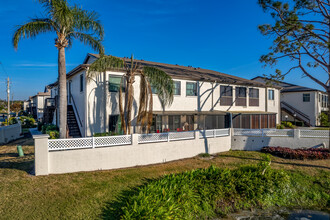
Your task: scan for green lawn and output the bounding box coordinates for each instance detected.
[0,137,329,219]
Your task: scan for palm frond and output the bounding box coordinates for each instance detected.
[142,66,174,108]
[13,18,55,49]
[71,5,104,40]
[72,32,104,54]
[87,55,124,77]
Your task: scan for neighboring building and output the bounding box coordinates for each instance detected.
[48,53,281,137]
[26,91,51,121]
[252,76,328,127]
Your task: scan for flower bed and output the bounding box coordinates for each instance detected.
[261,146,330,160]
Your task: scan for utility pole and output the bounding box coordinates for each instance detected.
[7,77,10,125]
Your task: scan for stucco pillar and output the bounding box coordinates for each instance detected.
[294,129,300,139]
[132,133,139,146]
[33,134,49,176]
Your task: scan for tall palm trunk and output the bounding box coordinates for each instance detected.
[58,47,67,138]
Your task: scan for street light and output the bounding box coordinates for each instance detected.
[293,113,297,126]
[285,115,288,122]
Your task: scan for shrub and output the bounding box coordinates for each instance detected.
[42,124,58,134]
[20,116,36,128]
[93,131,119,137]
[37,122,44,131]
[47,130,59,139]
[319,112,330,127]
[281,121,294,128]
[113,161,294,219]
[9,117,18,125]
[276,124,285,129]
[261,146,330,160]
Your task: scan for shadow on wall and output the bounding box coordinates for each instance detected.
[232,136,271,151]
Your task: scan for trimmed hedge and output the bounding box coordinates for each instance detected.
[261,146,330,160]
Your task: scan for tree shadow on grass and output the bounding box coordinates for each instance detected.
[100,178,156,220]
[217,154,330,170]
[0,156,34,174]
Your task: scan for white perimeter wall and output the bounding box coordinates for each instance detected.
[0,123,22,144]
[35,132,231,175]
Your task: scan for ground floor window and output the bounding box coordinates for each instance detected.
[204,115,226,129]
[169,115,181,131]
[233,114,276,129]
[183,115,194,131]
[109,115,120,133]
[150,115,162,133]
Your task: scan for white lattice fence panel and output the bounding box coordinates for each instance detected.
[138,133,168,143]
[263,129,293,137]
[199,130,215,138]
[169,131,195,141]
[48,138,93,151]
[234,129,263,136]
[215,129,230,137]
[300,130,329,138]
[94,135,132,147]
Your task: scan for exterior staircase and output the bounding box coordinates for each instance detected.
[67,105,81,138]
[280,101,311,126]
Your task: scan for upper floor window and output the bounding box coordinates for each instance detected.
[249,88,259,106]
[220,85,233,106]
[173,81,181,95]
[80,74,84,92]
[186,82,197,96]
[235,87,247,106]
[303,93,310,102]
[109,75,126,92]
[268,89,274,100]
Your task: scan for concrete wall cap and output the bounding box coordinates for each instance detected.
[33,134,50,139]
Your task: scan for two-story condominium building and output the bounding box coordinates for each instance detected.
[26,91,51,121]
[48,54,281,137]
[252,76,329,127]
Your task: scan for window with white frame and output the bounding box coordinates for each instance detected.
[268,89,274,100]
[173,81,181,95]
[109,75,126,92]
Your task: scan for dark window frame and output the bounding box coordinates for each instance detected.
[268,89,275,100]
[186,82,197,96]
[303,93,310,102]
[235,87,247,106]
[249,88,259,106]
[80,74,84,92]
[220,85,233,106]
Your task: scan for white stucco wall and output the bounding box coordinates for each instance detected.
[35,132,231,175]
[281,91,318,126]
[0,123,22,144]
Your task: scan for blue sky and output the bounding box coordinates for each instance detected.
[0,0,326,100]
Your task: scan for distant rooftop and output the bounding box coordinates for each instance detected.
[251,76,325,93]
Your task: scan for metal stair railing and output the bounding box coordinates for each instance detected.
[281,101,311,125]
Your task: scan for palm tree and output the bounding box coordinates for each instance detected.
[13,0,104,138]
[88,55,174,134]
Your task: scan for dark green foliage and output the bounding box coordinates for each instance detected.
[281,121,294,128]
[19,116,36,128]
[104,158,329,219]
[276,124,285,129]
[47,130,60,139]
[93,131,120,137]
[198,153,211,158]
[319,112,330,127]
[42,124,59,139]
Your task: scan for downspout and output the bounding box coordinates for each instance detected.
[103,71,107,133]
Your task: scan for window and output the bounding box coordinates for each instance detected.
[109,115,119,132]
[169,115,181,131]
[173,81,181,95]
[150,115,162,133]
[303,93,310,102]
[249,88,259,106]
[151,85,157,94]
[186,82,197,96]
[235,87,247,106]
[220,86,233,106]
[109,75,125,92]
[80,74,84,92]
[268,89,274,100]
